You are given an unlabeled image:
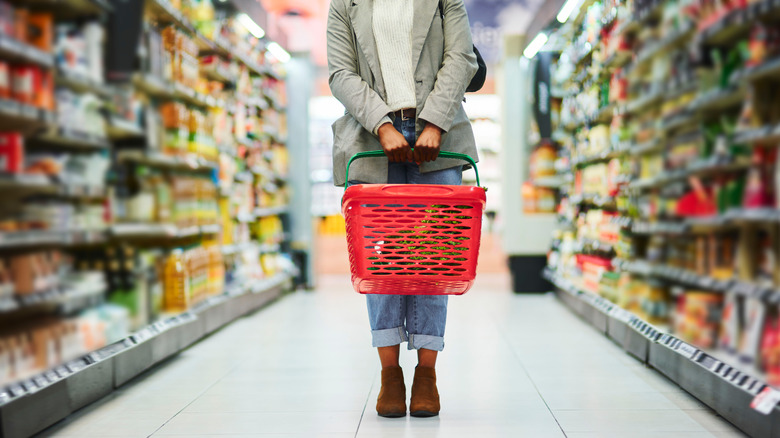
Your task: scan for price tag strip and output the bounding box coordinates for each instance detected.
[752,387,780,415]
[674,341,698,360]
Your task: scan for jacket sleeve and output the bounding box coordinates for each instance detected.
[418,0,478,132]
[327,0,393,135]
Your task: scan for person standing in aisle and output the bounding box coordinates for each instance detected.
[327,0,478,418]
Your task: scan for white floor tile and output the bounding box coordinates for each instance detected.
[554,409,714,433]
[36,274,745,438]
[154,411,362,435]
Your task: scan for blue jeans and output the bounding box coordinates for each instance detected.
[360,116,462,351]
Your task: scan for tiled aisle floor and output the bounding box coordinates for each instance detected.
[40,274,746,438]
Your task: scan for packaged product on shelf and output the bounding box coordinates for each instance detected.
[0,132,23,173]
[761,312,780,386]
[163,249,190,313]
[719,292,741,354]
[0,309,123,387]
[739,298,767,366]
[27,13,53,52]
[205,242,224,296]
[639,281,670,326]
[755,227,779,286]
[578,254,611,294]
[530,141,557,180]
[675,291,724,349]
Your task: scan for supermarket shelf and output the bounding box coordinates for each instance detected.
[202,66,236,84]
[738,55,780,83]
[545,269,780,438]
[200,223,221,235]
[146,0,217,52]
[615,258,736,293]
[110,223,220,239]
[626,85,665,115]
[116,150,217,173]
[235,205,288,223]
[660,111,698,133]
[0,99,55,133]
[633,22,694,70]
[222,242,282,256]
[33,128,112,150]
[0,272,292,438]
[632,209,780,235]
[629,139,664,156]
[733,123,780,145]
[604,50,632,71]
[0,277,107,316]
[687,86,746,114]
[133,74,220,109]
[0,33,54,68]
[699,0,780,47]
[238,96,270,111]
[0,229,107,249]
[144,0,273,78]
[106,116,145,140]
[25,0,113,18]
[254,205,289,218]
[572,147,623,168]
[569,193,617,209]
[530,176,566,189]
[576,238,615,254]
[56,69,112,97]
[628,157,752,189]
[631,220,688,235]
[0,178,106,200]
[654,264,730,293]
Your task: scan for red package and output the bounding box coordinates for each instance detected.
[11,65,34,104]
[0,132,24,173]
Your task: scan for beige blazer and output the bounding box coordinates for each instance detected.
[327,0,479,186]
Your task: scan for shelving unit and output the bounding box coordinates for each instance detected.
[0,273,291,438]
[526,0,780,434]
[0,0,294,436]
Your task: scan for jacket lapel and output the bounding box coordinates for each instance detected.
[412,0,438,71]
[349,0,383,87]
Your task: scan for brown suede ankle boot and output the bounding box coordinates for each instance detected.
[410,366,440,417]
[376,366,406,417]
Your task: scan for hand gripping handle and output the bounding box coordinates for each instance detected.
[345,151,480,190]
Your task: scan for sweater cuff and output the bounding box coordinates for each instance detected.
[373,115,393,136]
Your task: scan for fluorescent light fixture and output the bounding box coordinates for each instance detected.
[237,13,265,39]
[267,42,291,63]
[523,33,548,58]
[557,0,580,23]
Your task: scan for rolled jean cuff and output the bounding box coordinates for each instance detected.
[408,334,445,352]
[371,326,408,348]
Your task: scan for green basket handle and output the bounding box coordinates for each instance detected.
[345,150,481,190]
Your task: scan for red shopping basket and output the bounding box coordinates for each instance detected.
[342,151,487,295]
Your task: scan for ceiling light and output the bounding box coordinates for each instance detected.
[557,0,580,23]
[523,33,548,59]
[237,13,265,39]
[267,42,291,63]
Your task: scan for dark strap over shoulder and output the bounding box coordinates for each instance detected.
[438,0,486,93]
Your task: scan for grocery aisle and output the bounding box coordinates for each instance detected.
[39,274,744,438]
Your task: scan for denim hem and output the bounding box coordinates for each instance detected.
[371,326,408,348]
[407,334,444,352]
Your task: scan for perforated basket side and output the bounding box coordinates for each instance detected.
[343,184,485,295]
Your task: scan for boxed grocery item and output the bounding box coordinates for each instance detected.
[675,291,724,349]
[0,132,23,173]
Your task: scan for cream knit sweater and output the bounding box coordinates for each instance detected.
[372,0,416,132]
